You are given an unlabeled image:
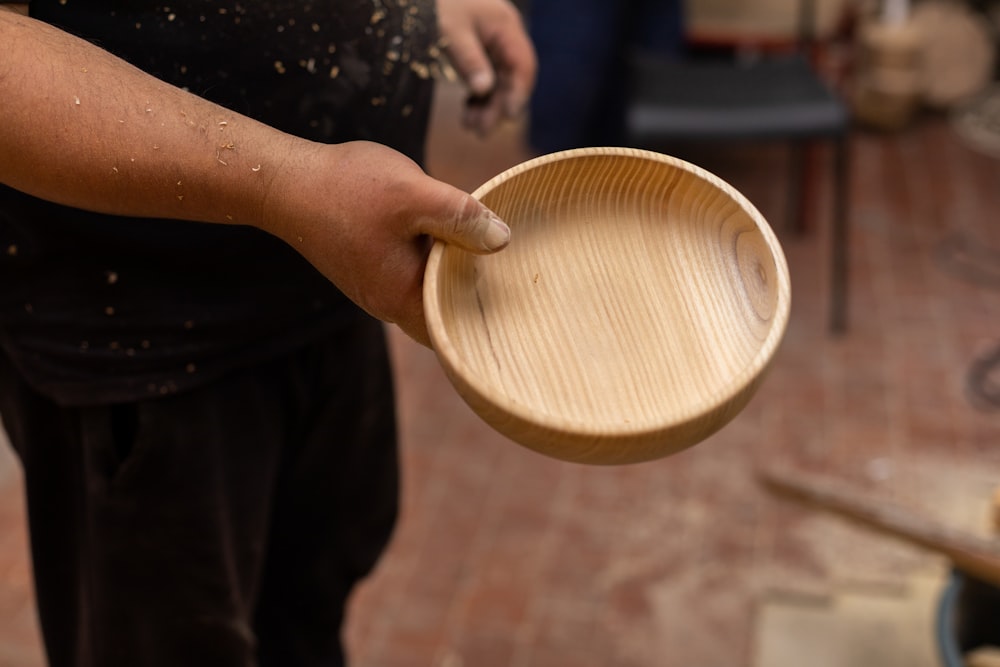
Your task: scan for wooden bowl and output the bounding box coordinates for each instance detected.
[424,147,791,465]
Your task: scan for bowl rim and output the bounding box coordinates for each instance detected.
[423,146,792,443]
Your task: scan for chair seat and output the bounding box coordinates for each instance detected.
[626,54,850,141]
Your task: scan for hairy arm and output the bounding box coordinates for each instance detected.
[0,7,294,226]
[0,6,513,345]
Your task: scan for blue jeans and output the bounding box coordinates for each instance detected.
[527,0,685,153]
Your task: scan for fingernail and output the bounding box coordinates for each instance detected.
[482,212,510,251]
[469,70,494,94]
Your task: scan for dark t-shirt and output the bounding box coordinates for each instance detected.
[0,0,441,405]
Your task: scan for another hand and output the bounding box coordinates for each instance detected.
[437,0,536,136]
[262,140,510,347]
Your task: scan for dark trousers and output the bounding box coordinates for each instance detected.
[0,316,399,667]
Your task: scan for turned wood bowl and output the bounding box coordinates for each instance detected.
[424,147,791,465]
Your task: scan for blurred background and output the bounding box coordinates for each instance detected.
[3,0,1000,665]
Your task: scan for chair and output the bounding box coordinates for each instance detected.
[622,0,852,333]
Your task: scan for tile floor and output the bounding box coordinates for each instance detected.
[1,81,998,666]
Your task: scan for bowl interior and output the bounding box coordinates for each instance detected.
[425,148,790,459]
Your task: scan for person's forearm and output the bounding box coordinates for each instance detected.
[0,8,306,229]
[0,4,522,345]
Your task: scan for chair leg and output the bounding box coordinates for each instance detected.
[829,134,850,334]
[787,141,807,234]
[788,141,823,235]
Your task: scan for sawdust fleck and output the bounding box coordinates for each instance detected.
[410,62,429,79]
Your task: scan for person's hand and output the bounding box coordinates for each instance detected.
[261,140,510,347]
[437,0,536,136]
[0,11,512,347]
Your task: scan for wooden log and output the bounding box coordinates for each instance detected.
[911,0,997,108]
[759,464,1000,589]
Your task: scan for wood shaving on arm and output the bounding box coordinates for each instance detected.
[0,9,311,230]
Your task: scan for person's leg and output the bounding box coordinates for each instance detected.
[0,352,92,666]
[0,315,398,667]
[527,0,628,153]
[254,316,399,667]
[628,0,686,57]
[527,0,687,154]
[0,350,284,666]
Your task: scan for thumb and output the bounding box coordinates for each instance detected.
[417,186,511,254]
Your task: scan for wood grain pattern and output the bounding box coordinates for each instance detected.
[424,148,791,465]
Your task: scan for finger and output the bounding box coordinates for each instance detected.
[414,185,510,254]
[490,29,537,119]
[444,28,495,96]
[463,94,504,136]
[396,309,432,348]
[378,238,434,348]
